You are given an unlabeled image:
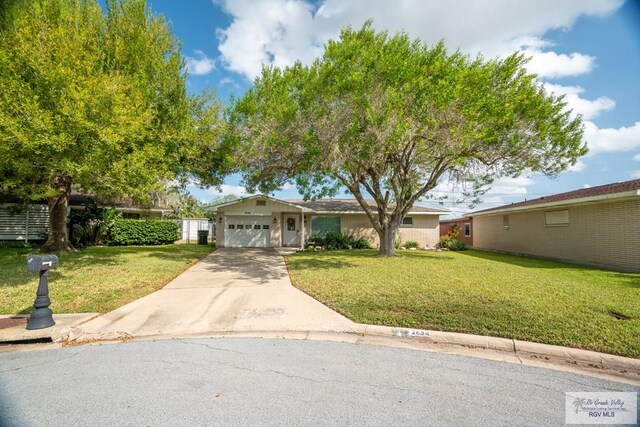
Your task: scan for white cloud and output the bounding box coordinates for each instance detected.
[566,160,586,172]
[486,176,535,196]
[630,170,640,179]
[522,47,595,79]
[633,154,640,161]
[185,50,216,75]
[582,184,592,188]
[543,83,615,120]
[429,175,536,219]
[205,184,255,198]
[280,182,296,191]
[583,121,640,155]
[216,0,622,80]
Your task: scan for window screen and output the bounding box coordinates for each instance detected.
[311,216,341,236]
[256,200,266,206]
[464,223,471,237]
[545,210,569,226]
[503,215,509,229]
[402,217,413,225]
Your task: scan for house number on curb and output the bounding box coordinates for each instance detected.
[395,329,431,338]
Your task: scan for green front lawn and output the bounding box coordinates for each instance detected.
[0,244,214,314]
[286,249,640,358]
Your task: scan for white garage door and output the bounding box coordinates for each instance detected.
[225,216,271,247]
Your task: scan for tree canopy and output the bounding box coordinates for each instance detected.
[0,0,226,251]
[230,22,587,256]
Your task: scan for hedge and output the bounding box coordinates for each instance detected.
[107,219,179,246]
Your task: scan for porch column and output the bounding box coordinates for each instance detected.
[300,211,305,250]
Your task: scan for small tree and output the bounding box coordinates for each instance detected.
[230,23,586,256]
[0,0,226,251]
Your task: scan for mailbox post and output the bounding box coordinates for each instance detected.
[26,255,59,330]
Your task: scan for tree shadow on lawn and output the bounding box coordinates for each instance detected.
[457,249,640,288]
[0,246,167,289]
[144,245,215,263]
[286,249,454,271]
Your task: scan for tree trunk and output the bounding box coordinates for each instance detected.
[377,225,397,257]
[40,172,75,252]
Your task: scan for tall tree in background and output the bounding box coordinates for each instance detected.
[0,0,226,251]
[230,23,587,256]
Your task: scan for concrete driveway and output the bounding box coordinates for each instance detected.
[78,248,359,338]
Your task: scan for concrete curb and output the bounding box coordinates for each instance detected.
[360,324,640,374]
[3,319,639,383]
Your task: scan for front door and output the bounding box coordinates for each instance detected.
[283,215,299,246]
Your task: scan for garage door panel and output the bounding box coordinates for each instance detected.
[225,216,271,247]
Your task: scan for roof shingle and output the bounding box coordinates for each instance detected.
[286,199,447,213]
[472,179,640,215]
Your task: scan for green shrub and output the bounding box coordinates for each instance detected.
[439,224,459,249]
[445,239,467,251]
[69,198,121,248]
[311,232,372,250]
[351,238,372,249]
[312,231,352,250]
[107,219,179,246]
[404,240,419,249]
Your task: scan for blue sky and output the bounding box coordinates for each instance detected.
[146,0,640,216]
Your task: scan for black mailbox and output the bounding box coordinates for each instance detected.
[26,255,59,272]
[26,254,58,330]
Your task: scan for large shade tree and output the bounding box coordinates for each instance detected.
[0,0,226,251]
[230,23,587,256]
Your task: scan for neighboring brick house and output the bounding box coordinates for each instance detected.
[213,195,448,249]
[439,217,473,247]
[469,179,640,272]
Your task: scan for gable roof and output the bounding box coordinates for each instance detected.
[212,194,448,215]
[212,194,313,212]
[286,198,448,214]
[472,179,640,216]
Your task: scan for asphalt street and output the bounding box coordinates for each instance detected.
[0,338,637,426]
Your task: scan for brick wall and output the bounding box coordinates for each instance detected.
[439,219,473,246]
[321,213,439,248]
[472,199,640,272]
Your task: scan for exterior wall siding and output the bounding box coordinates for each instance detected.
[472,199,640,272]
[396,215,440,248]
[307,213,440,248]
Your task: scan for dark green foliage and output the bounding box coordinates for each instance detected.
[69,198,121,248]
[445,239,467,251]
[107,219,179,246]
[351,238,372,249]
[403,241,419,249]
[311,232,371,250]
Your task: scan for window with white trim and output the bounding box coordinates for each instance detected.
[401,217,413,226]
[464,223,471,237]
